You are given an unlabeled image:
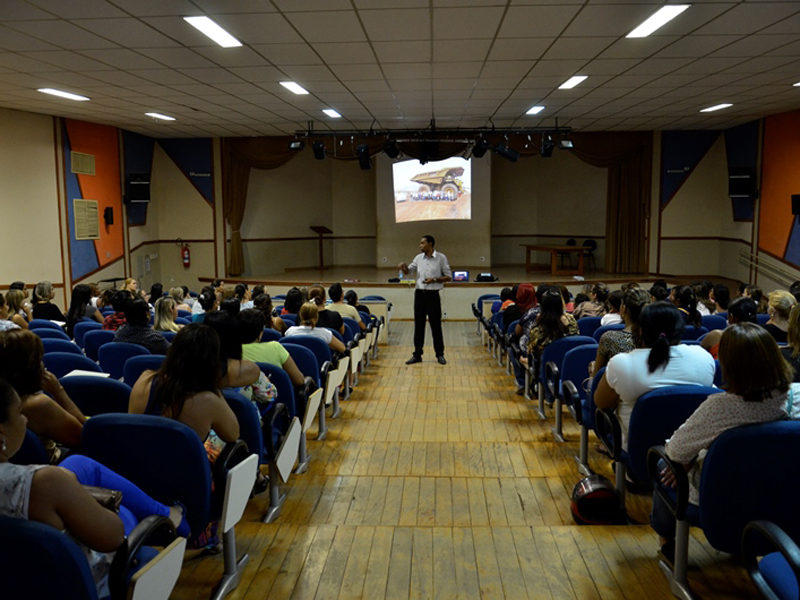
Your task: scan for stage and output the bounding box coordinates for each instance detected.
[199,265,718,321]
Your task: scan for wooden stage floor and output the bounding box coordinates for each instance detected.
[172,322,757,600]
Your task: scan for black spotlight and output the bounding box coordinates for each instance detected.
[288,140,304,151]
[541,135,554,158]
[356,144,371,170]
[494,143,520,163]
[472,138,490,158]
[384,139,400,159]
[312,141,325,160]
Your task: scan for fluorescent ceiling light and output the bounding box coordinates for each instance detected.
[322,109,341,118]
[526,105,545,115]
[183,16,242,48]
[559,76,587,90]
[627,5,690,38]
[280,81,309,95]
[700,103,733,113]
[794,82,800,87]
[38,88,89,102]
[146,112,176,121]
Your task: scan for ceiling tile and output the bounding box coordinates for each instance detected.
[345,79,390,92]
[373,41,430,63]
[285,11,367,43]
[106,0,200,17]
[598,36,680,60]
[0,25,60,51]
[224,66,282,82]
[193,46,272,68]
[432,7,505,40]
[7,20,120,50]
[71,18,180,48]
[0,0,56,20]
[191,0,277,13]
[694,3,800,35]
[360,8,430,41]
[382,63,431,79]
[77,49,164,70]
[654,35,743,59]
[330,63,384,81]
[499,5,581,38]
[542,37,616,61]
[251,44,323,66]
[563,4,663,37]
[211,13,303,45]
[432,62,482,79]
[314,42,376,65]
[273,0,352,10]
[482,61,534,78]
[280,64,337,82]
[433,40,492,63]
[489,38,553,61]
[29,0,126,19]
[138,48,217,69]
[22,50,111,71]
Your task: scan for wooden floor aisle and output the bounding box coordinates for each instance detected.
[172,322,759,599]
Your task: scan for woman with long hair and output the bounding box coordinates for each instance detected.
[700,296,757,358]
[253,293,286,333]
[65,283,103,339]
[521,288,578,368]
[307,284,345,335]
[0,295,20,332]
[764,290,795,344]
[153,296,182,333]
[595,301,716,452]
[5,290,30,329]
[669,284,702,327]
[591,288,651,376]
[0,329,85,458]
[147,283,163,304]
[650,323,792,560]
[169,286,192,312]
[284,302,346,354]
[744,284,769,314]
[781,303,800,382]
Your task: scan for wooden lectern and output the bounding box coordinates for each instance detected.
[310,226,332,271]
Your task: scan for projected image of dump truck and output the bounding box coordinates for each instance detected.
[406,167,464,201]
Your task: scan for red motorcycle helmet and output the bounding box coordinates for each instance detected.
[570,474,626,525]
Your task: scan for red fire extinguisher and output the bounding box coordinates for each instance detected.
[182,244,190,268]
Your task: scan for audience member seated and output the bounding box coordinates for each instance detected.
[700,297,757,358]
[219,298,241,319]
[146,283,163,305]
[692,281,714,316]
[743,284,769,314]
[102,290,131,331]
[650,323,791,559]
[649,284,669,302]
[504,283,532,331]
[88,283,101,307]
[281,287,304,316]
[591,289,650,376]
[238,309,305,387]
[573,292,589,309]
[496,288,514,313]
[594,301,715,452]
[202,311,261,390]
[516,283,549,355]
[764,290,795,345]
[0,295,20,332]
[307,284,345,335]
[0,329,85,459]
[573,282,609,319]
[9,282,33,318]
[285,302,346,355]
[254,293,286,333]
[5,290,29,329]
[781,304,800,382]
[0,379,187,598]
[790,280,800,304]
[519,288,579,371]
[669,285,702,327]
[169,286,191,312]
[600,290,624,326]
[242,285,264,310]
[153,297,182,333]
[129,324,240,550]
[122,278,142,300]
[327,283,365,330]
[344,290,370,316]
[192,289,218,324]
[234,284,251,309]
[114,299,170,354]
[31,281,66,322]
[65,284,103,339]
[710,283,730,314]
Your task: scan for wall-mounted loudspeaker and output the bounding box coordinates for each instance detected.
[792,194,800,216]
[103,207,113,226]
[728,166,755,199]
[125,172,150,204]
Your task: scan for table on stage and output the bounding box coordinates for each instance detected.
[521,244,586,276]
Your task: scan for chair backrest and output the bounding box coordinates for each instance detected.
[539,335,597,394]
[361,295,386,301]
[60,376,132,416]
[162,331,177,343]
[32,328,71,341]
[177,310,192,319]
[43,352,102,379]
[100,308,114,317]
[582,239,597,250]
[73,321,102,348]
[699,421,800,554]
[82,414,212,540]
[98,342,151,380]
[281,334,331,371]
[281,313,297,325]
[627,385,717,482]
[357,311,371,326]
[577,316,602,337]
[123,355,166,387]
[280,343,320,386]
[28,319,64,331]
[702,314,728,331]
[560,344,599,401]
[257,362,298,418]
[593,323,625,342]
[41,338,83,355]
[272,294,287,301]
[585,367,606,431]
[174,317,191,326]
[566,238,576,246]
[261,328,282,342]
[0,515,99,600]
[342,317,361,339]
[756,313,770,325]
[83,329,115,361]
[223,390,264,463]
[476,294,500,312]
[682,325,708,341]
[10,428,50,465]
[713,359,726,388]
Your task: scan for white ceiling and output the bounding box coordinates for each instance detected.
[0,0,798,137]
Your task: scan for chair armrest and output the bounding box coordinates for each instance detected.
[562,380,581,423]
[545,361,560,401]
[646,445,690,520]
[320,360,332,382]
[743,520,800,598]
[594,408,621,461]
[262,403,289,459]
[109,515,177,600]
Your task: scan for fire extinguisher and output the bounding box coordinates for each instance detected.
[182,244,190,268]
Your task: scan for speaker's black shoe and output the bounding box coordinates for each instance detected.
[437,355,447,365]
[406,355,422,365]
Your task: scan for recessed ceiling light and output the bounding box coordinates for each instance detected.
[559,76,587,90]
[146,112,176,121]
[323,109,341,118]
[700,103,733,113]
[183,16,242,48]
[526,105,545,115]
[627,5,690,38]
[794,82,800,87]
[38,88,89,102]
[280,81,309,95]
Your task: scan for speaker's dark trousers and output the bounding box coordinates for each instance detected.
[413,289,444,358]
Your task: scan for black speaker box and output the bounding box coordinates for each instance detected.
[728,166,755,198]
[103,206,113,225]
[792,194,800,216]
[125,172,150,204]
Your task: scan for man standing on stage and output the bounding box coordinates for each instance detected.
[399,235,452,365]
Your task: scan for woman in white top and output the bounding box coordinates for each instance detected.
[595,301,716,452]
[284,302,346,354]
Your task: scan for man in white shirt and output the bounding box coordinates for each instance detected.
[399,235,452,365]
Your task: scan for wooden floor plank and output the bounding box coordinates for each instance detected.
[337,526,375,600]
[385,527,414,600]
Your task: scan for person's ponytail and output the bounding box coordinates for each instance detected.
[648,333,672,373]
